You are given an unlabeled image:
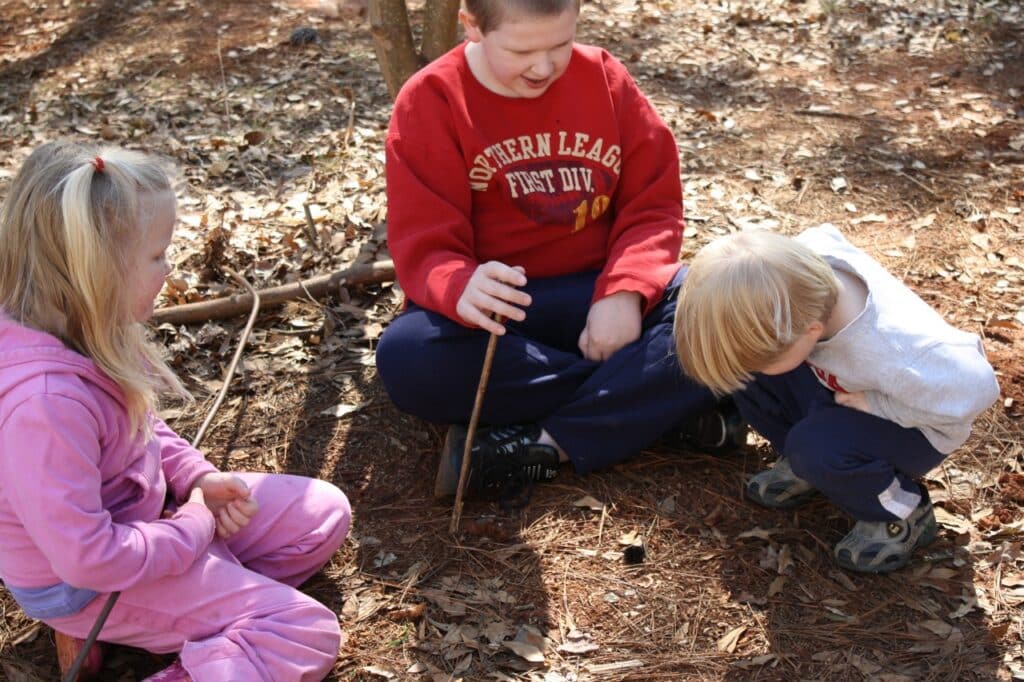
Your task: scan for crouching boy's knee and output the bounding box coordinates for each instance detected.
[783,422,834,486]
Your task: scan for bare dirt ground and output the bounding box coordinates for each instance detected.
[1,0,1023,680]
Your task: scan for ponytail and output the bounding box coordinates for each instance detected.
[0,141,188,437]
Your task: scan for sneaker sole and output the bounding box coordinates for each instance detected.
[745,482,819,509]
[434,427,465,498]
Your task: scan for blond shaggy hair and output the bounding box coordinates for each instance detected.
[674,230,838,396]
[0,141,187,437]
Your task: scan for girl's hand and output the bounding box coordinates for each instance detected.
[456,262,531,335]
[192,473,259,538]
[578,291,643,362]
[834,390,869,413]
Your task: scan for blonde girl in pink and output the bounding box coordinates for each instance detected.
[0,141,351,681]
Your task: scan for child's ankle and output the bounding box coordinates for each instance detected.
[537,428,569,463]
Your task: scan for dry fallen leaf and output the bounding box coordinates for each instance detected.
[388,602,426,622]
[573,495,606,511]
[716,625,747,653]
[731,653,777,670]
[737,527,781,541]
[920,619,955,637]
[558,632,600,655]
[319,402,363,418]
[910,213,937,230]
[361,665,397,679]
[618,530,641,546]
[503,640,545,663]
[848,653,881,675]
[777,544,794,575]
[933,507,972,534]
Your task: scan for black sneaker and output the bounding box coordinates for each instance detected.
[434,424,560,500]
[673,399,748,455]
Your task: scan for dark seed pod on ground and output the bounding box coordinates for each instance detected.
[623,543,646,565]
[289,27,320,46]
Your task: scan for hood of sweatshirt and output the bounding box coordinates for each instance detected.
[0,312,124,406]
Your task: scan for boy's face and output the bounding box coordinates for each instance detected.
[461,6,577,99]
[758,322,824,376]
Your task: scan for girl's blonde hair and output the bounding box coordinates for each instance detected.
[674,230,838,396]
[0,141,187,437]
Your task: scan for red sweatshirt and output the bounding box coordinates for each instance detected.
[385,42,684,324]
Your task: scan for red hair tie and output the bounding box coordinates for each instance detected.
[92,156,105,172]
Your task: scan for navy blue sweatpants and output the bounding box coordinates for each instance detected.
[734,364,946,522]
[376,267,717,474]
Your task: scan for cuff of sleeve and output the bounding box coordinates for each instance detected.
[173,501,217,546]
[441,269,475,325]
[593,279,660,316]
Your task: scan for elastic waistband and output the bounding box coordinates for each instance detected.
[5,581,100,619]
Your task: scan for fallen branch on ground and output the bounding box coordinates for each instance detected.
[151,259,396,325]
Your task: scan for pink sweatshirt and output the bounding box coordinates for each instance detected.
[0,313,217,595]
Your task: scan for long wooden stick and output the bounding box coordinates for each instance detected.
[449,322,502,534]
[151,259,394,325]
[62,270,261,682]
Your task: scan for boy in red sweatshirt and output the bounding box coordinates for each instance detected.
[377,0,743,500]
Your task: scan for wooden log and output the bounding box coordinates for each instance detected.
[151,259,395,326]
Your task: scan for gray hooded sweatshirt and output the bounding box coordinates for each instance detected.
[799,224,1000,454]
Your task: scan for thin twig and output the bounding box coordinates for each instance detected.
[792,107,871,122]
[302,203,321,251]
[867,156,941,198]
[450,322,502,534]
[341,92,357,151]
[192,268,261,446]
[216,35,230,119]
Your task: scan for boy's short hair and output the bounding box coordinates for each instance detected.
[465,0,580,33]
[674,230,839,395]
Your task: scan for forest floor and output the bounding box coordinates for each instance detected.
[1,0,1023,680]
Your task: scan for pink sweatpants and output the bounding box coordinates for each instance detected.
[48,473,351,682]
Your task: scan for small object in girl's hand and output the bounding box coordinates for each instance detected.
[623,542,645,565]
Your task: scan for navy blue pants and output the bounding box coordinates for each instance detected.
[376,267,717,474]
[734,364,946,522]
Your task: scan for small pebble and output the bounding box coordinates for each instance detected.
[290,27,320,46]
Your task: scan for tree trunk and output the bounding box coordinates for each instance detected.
[368,0,420,100]
[421,0,461,62]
